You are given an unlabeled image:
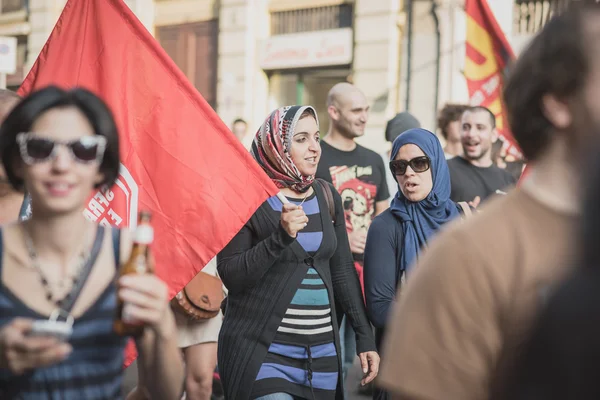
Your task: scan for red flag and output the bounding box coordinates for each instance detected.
[18,0,278,365]
[465,0,520,158]
[518,164,531,186]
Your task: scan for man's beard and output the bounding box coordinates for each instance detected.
[337,121,361,139]
[463,143,491,162]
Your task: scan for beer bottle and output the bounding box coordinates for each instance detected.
[114,211,154,337]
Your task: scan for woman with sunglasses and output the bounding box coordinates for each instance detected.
[363,128,471,400]
[0,86,183,399]
[217,106,379,400]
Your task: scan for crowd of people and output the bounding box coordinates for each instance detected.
[1,3,600,400]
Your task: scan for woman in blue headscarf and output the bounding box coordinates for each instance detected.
[363,128,471,400]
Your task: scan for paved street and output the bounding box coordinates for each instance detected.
[345,359,372,400]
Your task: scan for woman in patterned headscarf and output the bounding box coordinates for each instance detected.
[217,106,379,400]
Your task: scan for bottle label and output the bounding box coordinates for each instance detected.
[135,254,147,273]
[134,225,154,245]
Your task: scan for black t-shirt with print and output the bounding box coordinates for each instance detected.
[448,156,516,203]
[316,141,390,262]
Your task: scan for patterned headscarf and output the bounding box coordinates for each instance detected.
[251,105,319,193]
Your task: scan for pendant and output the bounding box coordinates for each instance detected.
[49,308,74,327]
[30,308,74,341]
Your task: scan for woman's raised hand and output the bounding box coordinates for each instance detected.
[280,203,308,238]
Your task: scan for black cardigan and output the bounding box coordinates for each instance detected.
[217,181,376,400]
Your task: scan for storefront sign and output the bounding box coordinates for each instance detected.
[260,28,353,70]
[0,36,17,74]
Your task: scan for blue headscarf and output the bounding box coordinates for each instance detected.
[389,128,461,273]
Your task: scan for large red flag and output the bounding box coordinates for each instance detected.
[18,0,278,365]
[518,164,531,186]
[465,0,520,158]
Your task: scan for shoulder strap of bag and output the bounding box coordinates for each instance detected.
[316,178,336,224]
[18,193,31,221]
[62,225,105,313]
[458,201,473,219]
[111,228,121,270]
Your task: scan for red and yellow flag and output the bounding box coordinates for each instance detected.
[465,0,519,157]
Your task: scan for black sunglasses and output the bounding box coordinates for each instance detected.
[389,156,431,176]
[17,133,106,165]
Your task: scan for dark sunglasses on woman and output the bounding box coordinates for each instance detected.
[17,133,106,165]
[389,156,431,176]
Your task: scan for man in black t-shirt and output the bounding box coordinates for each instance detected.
[316,82,389,392]
[448,106,516,204]
[316,82,389,284]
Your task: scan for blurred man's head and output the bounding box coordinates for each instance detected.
[438,104,469,146]
[0,90,21,184]
[460,106,498,164]
[385,112,421,144]
[231,118,247,141]
[326,82,369,139]
[504,3,600,164]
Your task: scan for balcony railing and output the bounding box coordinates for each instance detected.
[271,4,353,35]
[514,0,600,34]
[1,0,26,14]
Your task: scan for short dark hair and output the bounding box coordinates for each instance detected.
[386,112,421,143]
[437,104,468,139]
[464,106,496,129]
[0,86,120,191]
[503,4,600,161]
[232,118,246,126]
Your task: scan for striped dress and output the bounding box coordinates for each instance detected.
[251,192,338,400]
[0,228,128,399]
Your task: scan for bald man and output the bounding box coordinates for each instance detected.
[315,83,389,392]
[0,89,27,224]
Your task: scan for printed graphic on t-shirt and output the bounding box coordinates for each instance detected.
[329,165,377,234]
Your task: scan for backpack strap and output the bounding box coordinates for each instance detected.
[458,201,472,218]
[111,228,121,270]
[315,178,336,224]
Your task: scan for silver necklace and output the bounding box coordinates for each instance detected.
[23,225,91,310]
[287,189,311,206]
[298,190,311,206]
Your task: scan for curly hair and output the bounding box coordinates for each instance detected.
[437,103,469,139]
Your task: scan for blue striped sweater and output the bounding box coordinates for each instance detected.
[251,193,338,399]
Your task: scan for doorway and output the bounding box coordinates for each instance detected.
[268,69,350,135]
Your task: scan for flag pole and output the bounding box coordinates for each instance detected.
[276,192,290,205]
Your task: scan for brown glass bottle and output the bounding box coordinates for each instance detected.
[114,211,154,337]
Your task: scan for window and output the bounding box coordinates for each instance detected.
[271,4,353,35]
[1,0,26,13]
[157,20,218,109]
[6,35,27,89]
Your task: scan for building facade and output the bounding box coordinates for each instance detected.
[0,0,578,153]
